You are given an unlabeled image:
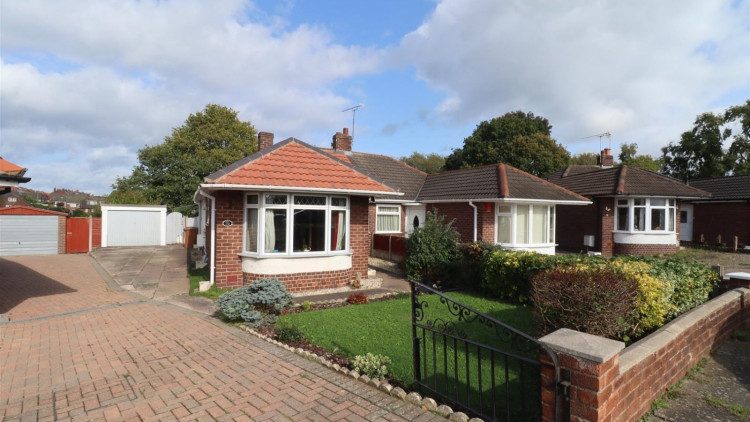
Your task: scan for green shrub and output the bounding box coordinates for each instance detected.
[301,301,311,311]
[481,250,558,305]
[625,256,720,319]
[405,211,461,283]
[217,278,294,326]
[352,353,392,380]
[531,265,639,339]
[276,323,305,343]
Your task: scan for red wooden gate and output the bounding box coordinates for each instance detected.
[66,218,91,253]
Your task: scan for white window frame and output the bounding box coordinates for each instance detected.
[614,197,677,233]
[494,203,556,247]
[375,204,402,234]
[242,192,350,257]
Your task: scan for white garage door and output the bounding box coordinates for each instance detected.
[107,210,161,246]
[0,215,59,256]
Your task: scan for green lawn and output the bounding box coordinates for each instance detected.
[279,290,537,419]
[188,266,230,300]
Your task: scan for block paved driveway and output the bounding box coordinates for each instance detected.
[0,255,441,421]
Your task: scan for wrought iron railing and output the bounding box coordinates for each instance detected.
[409,281,562,421]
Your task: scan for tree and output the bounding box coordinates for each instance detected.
[114,104,257,215]
[661,112,729,180]
[444,110,570,177]
[570,152,600,165]
[400,152,446,173]
[618,143,662,172]
[724,100,750,175]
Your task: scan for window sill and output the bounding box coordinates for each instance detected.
[375,231,403,235]
[612,230,676,235]
[238,251,353,258]
[496,243,557,248]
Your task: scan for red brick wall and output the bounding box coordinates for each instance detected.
[556,202,599,252]
[541,288,750,422]
[57,215,66,254]
[693,201,750,245]
[599,198,615,256]
[431,203,476,243]
[214,192,370,292]
[477,202,495,242]
[214,191,244,289]
[613,243,679,255]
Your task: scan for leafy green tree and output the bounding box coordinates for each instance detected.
[570,152,600,165]
[445,110,570,177]
[618,143,662,172]
[114,104,257,215]
[400,152,446,173]
[724,100,750,175]
[661,112,729,180]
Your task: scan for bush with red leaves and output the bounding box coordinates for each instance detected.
[347,292,369,305]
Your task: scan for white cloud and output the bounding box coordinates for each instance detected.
[0,0,384,193]
[396,0,750,155]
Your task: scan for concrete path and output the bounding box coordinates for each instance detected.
[91,246,216,315]
[644,330,750,422]
[0,254,443,421]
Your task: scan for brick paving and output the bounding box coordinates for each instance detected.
[0,255,443,421]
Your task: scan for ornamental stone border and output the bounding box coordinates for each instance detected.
[244,326,484,422]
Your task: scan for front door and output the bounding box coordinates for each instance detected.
[404,205,426,237]
[680,203,693,242]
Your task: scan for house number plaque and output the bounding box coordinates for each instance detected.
[222,220,233,226]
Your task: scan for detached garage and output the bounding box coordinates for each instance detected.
[101,204,167,247]
[0,206,66,256]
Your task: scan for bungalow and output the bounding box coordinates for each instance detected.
[683,174,750,247]
[547,149,711,256]
[0,156,31,195]
[194,129,590,292]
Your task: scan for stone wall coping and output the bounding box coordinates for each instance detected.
[619,288,749,373]
[726,272,750,280]
[539,328,625,363]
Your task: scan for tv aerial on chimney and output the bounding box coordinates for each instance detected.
[581,131,612,151]
[342,103,364,139]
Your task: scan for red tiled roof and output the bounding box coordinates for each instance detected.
[205,139,399,194]
[0,157,26,175]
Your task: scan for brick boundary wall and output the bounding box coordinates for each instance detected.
[613,244,679,255]
[539,287,750,421]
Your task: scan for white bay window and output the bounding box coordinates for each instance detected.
[244,193,349,256]
[496,204,555,246]
[615,198,676,233]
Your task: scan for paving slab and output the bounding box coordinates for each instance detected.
[0,254,438,422]
[645,330,750,422]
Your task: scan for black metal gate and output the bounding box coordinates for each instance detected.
[410,281,565,421]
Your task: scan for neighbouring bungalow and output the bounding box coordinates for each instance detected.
[547,148,711,256]
[0,156,31,195]
[194,129,590,292]
[682,174,750,247]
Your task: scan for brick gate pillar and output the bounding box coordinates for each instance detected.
[539,329,625,421]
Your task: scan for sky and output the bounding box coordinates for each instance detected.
[1,0,748,195]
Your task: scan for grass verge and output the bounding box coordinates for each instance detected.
[188,266,230,300]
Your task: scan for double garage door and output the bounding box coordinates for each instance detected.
[0,215,59,256]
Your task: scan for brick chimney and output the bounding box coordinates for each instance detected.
[600,148,614,168]
[258,132,274,150]
[331,128,353,152]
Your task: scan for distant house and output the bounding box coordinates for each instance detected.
[0,157,31,194]
[547,149,710,256]
[0,190,31,208]
[193,129,590,292]
[683,174,750,247]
